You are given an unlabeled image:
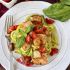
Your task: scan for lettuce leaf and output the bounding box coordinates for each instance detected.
[15,29,27,48]
[15,36,25,48]
[25,25,34,33]
[60,0,70,6]
[43,3,70,22]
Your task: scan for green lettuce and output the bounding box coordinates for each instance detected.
[15,36,25,48]
[15,29,27,48]
[60,0,70,6]
[43,3,70,22]
[25,25,34,33]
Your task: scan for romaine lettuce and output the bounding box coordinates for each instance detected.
[43,3,70,22]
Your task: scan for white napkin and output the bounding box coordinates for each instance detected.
[0,0,17,8]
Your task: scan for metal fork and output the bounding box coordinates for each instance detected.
[5,15,14,70]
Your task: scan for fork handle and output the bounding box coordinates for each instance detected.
[10,52,14,70]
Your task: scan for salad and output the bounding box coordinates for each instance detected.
[7,14,59,66]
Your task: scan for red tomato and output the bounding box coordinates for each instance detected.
[45,18,54,24]
[7,25,18,34]
[33,26,38,31]
[7,26,15,34]
[26,35,31,44]
[50,48,58,56]
[24,56,33,66]
[35,28,43,34]
[32,21,41,25]
[16,57,24,64]
[39,47,46,53]
[36,21,42,25]
[14,25,18,30]
[24,56,31,62]
[34,26,47,34]
[30,31,37,40]
[42,26,47,31]
[25,62,33,66]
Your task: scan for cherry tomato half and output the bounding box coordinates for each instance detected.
[45,18,54,24]
[50,48,58,56]
[30,31,37,40]
[35,28,43,34]
[14,25,18,30]
[33,26,38,31]
[25,62,33,66]
[24,56,32,61]
[42,26,47,31]
[26,35,31,44]
[32,21,42,25]
[39,47,46,53]
[7,25,18,34]
[24,56,33,66]
[16,57,24,64]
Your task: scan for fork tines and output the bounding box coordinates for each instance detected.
[5,15,13,32]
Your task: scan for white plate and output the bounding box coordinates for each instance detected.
[0,1,70,70]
